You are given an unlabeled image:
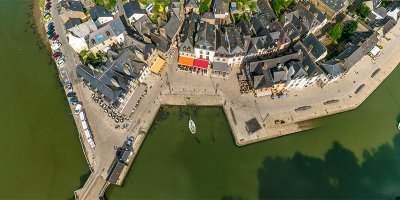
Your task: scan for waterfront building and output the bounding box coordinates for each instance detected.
[123,1,146,25]
[178,12,199,69]
[214,27,246,70]
[66,19,98,52]
[58,0,86,23]
[387,3,400,21]
[320,31,379,84]
[76,49,149,111]
[371,16,397,38]
[88,18,127,54]
[194,22,216,72]
[89,5,114,28]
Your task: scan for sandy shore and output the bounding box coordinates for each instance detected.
[32,0,52,53]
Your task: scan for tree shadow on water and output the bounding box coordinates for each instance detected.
[258,134,400,199]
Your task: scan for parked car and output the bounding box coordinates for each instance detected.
[74,104,82,114]
[67,92,76,97]
[70,97,78,105]
[47,29,54,35]
[48,32,55,39]
[53,53,61,58]
[57,59,65,65]
[56,55,65,61]
[51,34,59,41]
[66,83,73,93]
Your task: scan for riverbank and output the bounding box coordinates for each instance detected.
[32,0,52,53]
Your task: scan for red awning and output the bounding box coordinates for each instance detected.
[193,59,209,69]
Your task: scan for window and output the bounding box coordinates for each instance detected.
[106,31,111,37]
[206,51,209,55]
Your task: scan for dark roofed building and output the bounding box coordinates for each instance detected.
[284,2,327,35]
[124,1,146,24]
[311,0,351,17]
[185,0,199,14]
[58,0,85,22]
[76,49,147,109]
[336,31,378,70]
[90,5,113,28]
[301,33,327,62]
[161,14,180,40]
[64,18,81,30]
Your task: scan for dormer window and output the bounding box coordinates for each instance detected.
[106,31,111,37]
[91,39,96,44]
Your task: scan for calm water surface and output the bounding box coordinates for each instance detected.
[0,1,88,198]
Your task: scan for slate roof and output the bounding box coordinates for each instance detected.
[76,49,146,104]
[320,61,345,78]
[185,0,199,8]
[124,35,156,60]
[251,14,271,36]
[162,14,180,39]
[256,0,277,22]
[213,62,229,72]
[60,0,84,12]
[68,19,98,38]
[336,31,378,70]
[236,21,253,36]
[123,1,145,18]
[246,35,276,55]
[283,22,301,42]
[318,0,347,13]
[90,5,112,22]
[64,18,81,30]
[302,33,327,61]
[195,22,215,50]
[88,18,126,49]
[285,3,322,34]
[133,15,156,36]
[292,41,324,77]
[179,12,199,53]
[202,12,214,19]
[215,27,245,55]
[214,0,229,14]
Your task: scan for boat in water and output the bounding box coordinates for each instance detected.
[189,117,196,134]
[398,122,400,130]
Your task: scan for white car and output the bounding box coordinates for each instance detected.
[74,104,82,114]
[57,59,65,65]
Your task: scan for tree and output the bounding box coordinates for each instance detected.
[327,23,344,42]
[343,21,358,37]
[355,3,371,20]
[270,0,294,17]
[249,2,256,13]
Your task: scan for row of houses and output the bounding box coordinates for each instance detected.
[177,0,329,77]
[59,0,182,114]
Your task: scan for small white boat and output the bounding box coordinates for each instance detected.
[398,122,400,130]
[189,117,196,134]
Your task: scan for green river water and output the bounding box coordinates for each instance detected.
[1,0,400,199]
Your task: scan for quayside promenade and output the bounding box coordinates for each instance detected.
[41,0,400,198]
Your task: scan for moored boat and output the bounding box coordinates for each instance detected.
[398,122,400,130]
[189,117,196,134]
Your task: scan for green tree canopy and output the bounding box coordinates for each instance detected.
[270,0,294,17]
[343,21,358,37]
[327,23,344,42]
[355,3,371,20]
